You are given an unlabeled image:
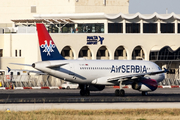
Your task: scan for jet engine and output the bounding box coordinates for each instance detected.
[132,79,158,92]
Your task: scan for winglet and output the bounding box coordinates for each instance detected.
[163,68,169,73]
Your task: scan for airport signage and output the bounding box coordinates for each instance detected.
[87,36,104,45]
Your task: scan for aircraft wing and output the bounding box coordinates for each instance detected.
[108,69,167,82]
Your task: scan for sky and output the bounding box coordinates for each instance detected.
[129,0,180,14]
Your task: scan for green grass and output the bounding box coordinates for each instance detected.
[0,109,180,120]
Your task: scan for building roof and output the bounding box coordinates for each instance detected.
[33,12,180,20]
[11,19,73,24]
[151,45,180,52]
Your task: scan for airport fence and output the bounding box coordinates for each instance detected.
[0,74,179,88]
[159,73,180,86]
[0,75,62,88]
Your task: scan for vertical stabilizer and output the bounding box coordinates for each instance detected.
[36,23,65,61]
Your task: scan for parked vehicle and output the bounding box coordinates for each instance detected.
[61,82,79,89]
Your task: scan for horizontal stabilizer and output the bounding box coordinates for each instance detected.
[10,63,32,67]
[46,63,68,69]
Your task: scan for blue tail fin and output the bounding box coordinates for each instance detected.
[36,23,65,61]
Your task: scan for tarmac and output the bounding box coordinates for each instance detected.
[0,87,179,103]
[0,87,180,111]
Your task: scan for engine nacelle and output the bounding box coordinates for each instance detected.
[132,79,158,92]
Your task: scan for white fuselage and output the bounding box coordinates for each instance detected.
[34,60,165,85]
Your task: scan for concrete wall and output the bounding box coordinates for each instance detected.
[0,0,129,25]
[0,57,24,69]
[75,0,129,14]
[0,34,39,70]
[0,0,76,24]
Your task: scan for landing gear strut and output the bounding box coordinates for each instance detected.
[79,84,90,96]
[115,80,125,96]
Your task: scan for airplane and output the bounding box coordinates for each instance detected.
[14,23,167,96]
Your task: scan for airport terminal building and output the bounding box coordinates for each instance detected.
[0,0,180,85]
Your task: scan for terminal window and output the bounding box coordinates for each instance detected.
[178,23,180,33]
[99,50,105,57]
[108,23,123,33]
[126,23,140,33]
[48,24,75,33]
[143,23,157,33]
[31,6,36,13]
[149,52,158,60]
[48,24,59,33]
[150,46,180,61]
[15,50,17,57]
[61,24,75,33]
[161,23,174,33]
[79,50,88,57]
[77,24,104,33]
[61,50,70,57]
[0,49,2,57]
[115,50,123,57]
[97,50,105,57]
[19,50,21,57]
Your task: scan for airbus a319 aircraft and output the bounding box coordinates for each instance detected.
[21,23,167,96]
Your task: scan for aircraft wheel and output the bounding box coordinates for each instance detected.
[67,86,70,89]
[115,89,120,96]
[85,90,90,96]
[80,89,90,96]
[142,91,148,96]
[80,89,85,96]
[119,89,125,96]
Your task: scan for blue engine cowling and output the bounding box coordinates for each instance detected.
[132,79,158,92]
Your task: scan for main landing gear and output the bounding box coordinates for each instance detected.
[79,84,90,96]
[115,80,125,96]
[115,89,125,96]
